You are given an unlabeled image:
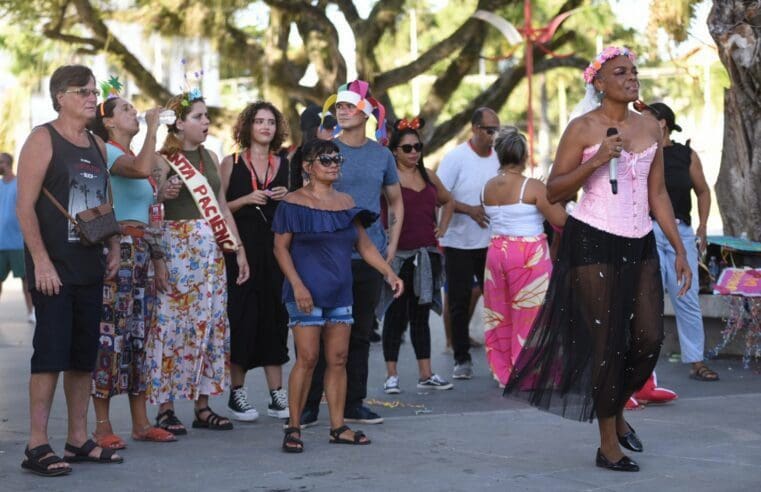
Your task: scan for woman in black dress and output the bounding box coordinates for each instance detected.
[220,101,291,422]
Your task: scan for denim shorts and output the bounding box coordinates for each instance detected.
[285,302,353,328]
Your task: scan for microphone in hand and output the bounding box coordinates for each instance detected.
[607,127,619,195]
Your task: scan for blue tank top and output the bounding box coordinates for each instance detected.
[271,201,376,308]
[106,143,154,223]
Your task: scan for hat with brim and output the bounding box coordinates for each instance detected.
[639,101,682,132]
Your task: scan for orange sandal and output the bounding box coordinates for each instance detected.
[132,426,177,442]
[94,433,126,450]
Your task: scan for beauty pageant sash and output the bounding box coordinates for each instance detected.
[164,152,240,253]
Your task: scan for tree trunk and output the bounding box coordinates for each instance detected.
[708,1,761,240]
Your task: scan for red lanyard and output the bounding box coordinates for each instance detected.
[108,139,158,193]
[244,149,277,191]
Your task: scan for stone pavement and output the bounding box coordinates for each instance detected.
[1,278,760,492]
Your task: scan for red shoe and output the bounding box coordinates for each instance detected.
[624,396,641,410]
[633,372,678,404]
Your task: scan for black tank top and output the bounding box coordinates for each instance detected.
[24,124,109,285]
[663,141,693,226]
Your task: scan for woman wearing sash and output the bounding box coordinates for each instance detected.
[145,91,249,434]
[87,94,176,448]
[503,47,691,472]
[220,101,291,422]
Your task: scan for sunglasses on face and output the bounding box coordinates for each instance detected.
[398,142,423,153]
[478,125,498,135]
[313,154,344,167]
[64,88,100,98]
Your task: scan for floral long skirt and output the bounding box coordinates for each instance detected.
[483,234,552,387]
[92,235,155,398]
[144,220,230,404]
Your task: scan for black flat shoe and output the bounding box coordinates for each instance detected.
[596,448,640,472]
[618,422,643,452]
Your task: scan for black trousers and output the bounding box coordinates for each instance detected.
[306,259,383,411]
[444,247,487,364]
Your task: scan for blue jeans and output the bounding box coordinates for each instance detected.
[285,303,353,328]
[653,222,705,363]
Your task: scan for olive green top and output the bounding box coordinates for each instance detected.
[164,148,222,220]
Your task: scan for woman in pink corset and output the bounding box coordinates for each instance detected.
[503,46,691,473]
[481,126,566,388]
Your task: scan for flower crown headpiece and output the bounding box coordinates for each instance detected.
[583,46,636,84]
[98,75,123,116]
[179,59,204,107]
[322,79,387,145]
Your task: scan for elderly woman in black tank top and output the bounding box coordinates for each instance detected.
[145,92,248,435]
[219,101,292,423]
[377,118,455,395]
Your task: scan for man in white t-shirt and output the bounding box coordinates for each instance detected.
[437,107,500,380]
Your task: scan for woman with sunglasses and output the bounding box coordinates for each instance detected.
[86,96,176,448]
[481,126,566,388]
[377,118,454,394]
[273,139,403,453]
[219,101,291,423]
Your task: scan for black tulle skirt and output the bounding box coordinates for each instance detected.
[503,216,664,421]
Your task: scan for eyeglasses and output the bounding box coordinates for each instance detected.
[64,88,100,98]
[313,154,344,167]
[478,126,498,135]
[398,143,423,153]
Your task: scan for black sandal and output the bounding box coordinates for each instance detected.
[63,439,123,464]
[690,365,720,381]
[329,425,371,445]
[282,427,304,453]
[21,444,72,477]
[156,408,188,435]
[192,406,233,430]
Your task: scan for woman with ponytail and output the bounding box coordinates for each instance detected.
[377,118,454,394]
[87,95,176,447]
[144,92,249,434]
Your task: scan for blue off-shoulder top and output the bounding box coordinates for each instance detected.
[272,201,377,308]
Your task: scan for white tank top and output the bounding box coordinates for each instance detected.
[483,177,545,237]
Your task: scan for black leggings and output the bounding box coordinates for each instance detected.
[382,256,439,362]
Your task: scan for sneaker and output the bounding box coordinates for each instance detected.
[417,374,453,390]
[267,388,290,419]
[344,405,384,424]
[299,406,319,429]
[384,375,400,394]
[228,386,259,422]
[452,361,473,380]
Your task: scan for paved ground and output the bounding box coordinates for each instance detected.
[1,277,760,491]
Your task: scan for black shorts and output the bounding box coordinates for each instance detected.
[30,283,103,373]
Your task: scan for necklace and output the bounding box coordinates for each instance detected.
[498,169,523,176]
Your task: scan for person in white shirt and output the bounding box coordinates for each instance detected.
[437,107,500,380]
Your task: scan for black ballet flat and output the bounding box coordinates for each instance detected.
[618,422,643,452]
[596,448,640,472]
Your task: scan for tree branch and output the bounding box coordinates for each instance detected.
[426,56,587,153]
[334,0,361,28]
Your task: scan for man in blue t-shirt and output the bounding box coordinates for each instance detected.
[0,152,34,322]
[303,80,403,426]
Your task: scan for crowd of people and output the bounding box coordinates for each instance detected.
[6,45,721,477]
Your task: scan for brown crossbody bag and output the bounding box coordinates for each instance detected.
[42,132,120,246]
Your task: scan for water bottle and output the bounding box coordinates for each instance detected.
[137,109,176,125]
[708,256,720,283]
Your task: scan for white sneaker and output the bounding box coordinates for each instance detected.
[417,374,453,390]
[228,386,259,422]
[384,375,400,394]
[267,388,290,419]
